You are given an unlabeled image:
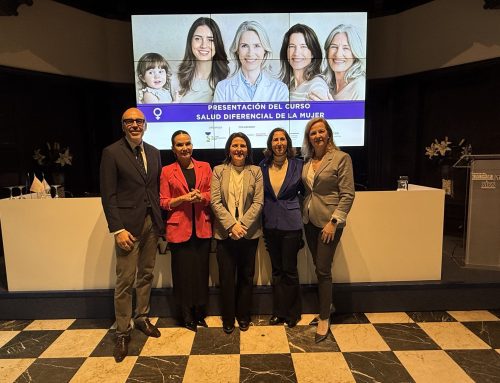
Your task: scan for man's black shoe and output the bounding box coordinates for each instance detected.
[113,334,130,363]
[135,318,161,338]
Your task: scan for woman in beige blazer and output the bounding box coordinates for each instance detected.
[301,117,355,343]
[211,132,264,334]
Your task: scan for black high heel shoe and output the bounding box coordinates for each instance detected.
[184,321,197,332]
[269,316,285,326]
[223,323,235,334]
[197,318,208,328]
[309,317,319,326]
[286,317,300,328]
[314,318,330,343]
[310,304,335,326]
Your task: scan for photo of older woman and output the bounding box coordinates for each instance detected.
[309,24,366,101]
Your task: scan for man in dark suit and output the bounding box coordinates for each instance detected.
[100,107,164,363]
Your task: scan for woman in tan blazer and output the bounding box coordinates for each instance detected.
[211,132,263,334]
[301,117,355,343]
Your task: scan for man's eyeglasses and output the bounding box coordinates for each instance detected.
[123,118,145,127]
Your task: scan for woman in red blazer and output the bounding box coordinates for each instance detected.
[160,130,212,332]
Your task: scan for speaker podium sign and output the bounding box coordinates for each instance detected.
[464,154,500,269]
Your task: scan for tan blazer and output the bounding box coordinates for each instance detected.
[302,150,355,228]
[211,164,264,240]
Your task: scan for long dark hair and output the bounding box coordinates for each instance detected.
[263,128,296,165]
[279,24,323,87]
[223,132,253,165]
[177,17,229,96]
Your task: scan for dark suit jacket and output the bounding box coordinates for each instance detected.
[260,157,304,231]
[100,137,164,237]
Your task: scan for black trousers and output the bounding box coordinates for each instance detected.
[304,222,343,320]
[263,228,302,321]
[216,237,259,325]
[169,236,210,322]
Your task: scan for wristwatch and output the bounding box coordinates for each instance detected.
[330,217,337,224]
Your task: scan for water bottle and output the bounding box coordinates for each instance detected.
[397,176,409,191]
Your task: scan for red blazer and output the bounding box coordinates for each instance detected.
[160,158,212,243]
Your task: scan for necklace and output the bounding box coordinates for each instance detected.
[311,156,323,172]
[272,156,287,169]
[231,165,244,221]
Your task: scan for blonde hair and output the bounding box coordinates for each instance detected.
[301,117,339,160]
[229,21,274,73]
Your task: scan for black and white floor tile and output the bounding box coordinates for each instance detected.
[1,310,499,382]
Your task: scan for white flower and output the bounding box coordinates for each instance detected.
[33,149,46,165]
[33,141,73,168]
[425,136,470,161]
[435,137,452,156]
[55,148,72,167]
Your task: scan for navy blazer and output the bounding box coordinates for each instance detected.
[260,157,304,231]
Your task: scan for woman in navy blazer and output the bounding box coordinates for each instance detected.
[260,128,304,328]
[160,130,213,332]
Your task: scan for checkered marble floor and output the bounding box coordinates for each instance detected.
[1,310,499,382]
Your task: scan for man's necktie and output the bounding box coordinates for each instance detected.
[135,146,146,175]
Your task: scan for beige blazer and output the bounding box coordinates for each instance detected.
[302,150,355,228]
[210,164,264,240]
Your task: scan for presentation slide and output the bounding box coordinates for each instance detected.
[131,12,367,149]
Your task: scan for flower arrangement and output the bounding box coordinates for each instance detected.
[33,142,73,168]
[425,137,471,161]
[424,137,471,196]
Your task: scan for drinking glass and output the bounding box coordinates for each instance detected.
[16,185,25,199]
[52,185,61,198]
[4,186,15,199]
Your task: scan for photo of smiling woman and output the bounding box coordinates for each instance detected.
[213,20,288,102]
[210,132,263,334]
[174,17,230,103]
[279,24,329,101]
[309,24,366,101]
[160,130,213,332]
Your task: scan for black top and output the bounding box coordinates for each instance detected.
[180,167,195,190]
[180,166,196,237]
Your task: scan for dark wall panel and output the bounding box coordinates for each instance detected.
[1,58,500,232]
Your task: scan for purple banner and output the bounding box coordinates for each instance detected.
[138,101,365,123]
